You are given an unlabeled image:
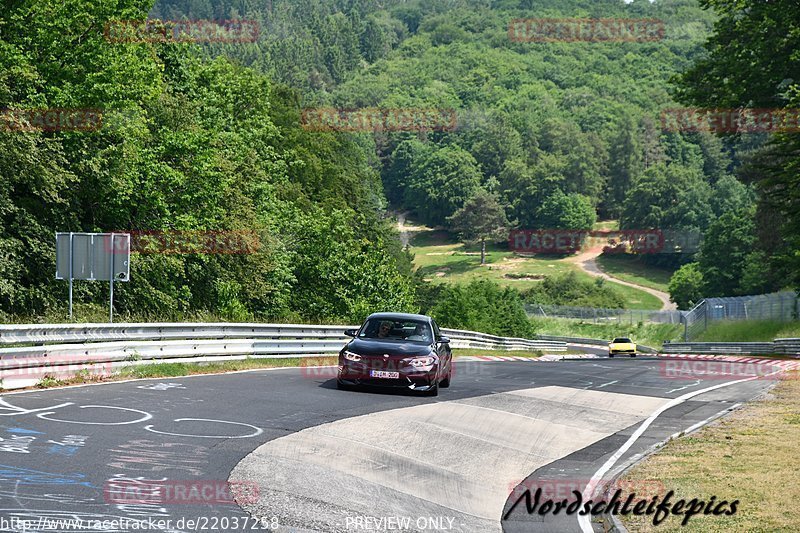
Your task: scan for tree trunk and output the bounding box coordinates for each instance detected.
[481,238,486,265]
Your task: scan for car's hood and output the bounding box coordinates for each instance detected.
[345,338,433,357]
[609,342,636,349]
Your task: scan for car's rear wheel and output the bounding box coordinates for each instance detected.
[337,380,352,391]
[609,353,615,358]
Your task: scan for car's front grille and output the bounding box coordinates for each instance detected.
[361,357,402,371]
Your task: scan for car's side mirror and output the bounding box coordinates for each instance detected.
[439,336,450,344]
[344,329,357,338]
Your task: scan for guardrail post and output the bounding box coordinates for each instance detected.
[681,314,688,342]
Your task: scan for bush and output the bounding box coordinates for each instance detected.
[521,272,626,308]
[419,280,533,338]
[668,263,704,310]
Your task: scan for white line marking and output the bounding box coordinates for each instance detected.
[595,380,618,389]
[36,405,152,425]
[577,370,781,533]
[665,379,701,394]
[144,418,263,438]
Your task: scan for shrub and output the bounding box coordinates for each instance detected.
[521,272,626,308]
[420,280,533,338]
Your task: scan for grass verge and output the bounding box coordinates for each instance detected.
[595,254,674,293]
[531,318,683,349]
[694,320,800,342]
[604,280,666,310]
[620,372,800,532]
[22,357,338,390]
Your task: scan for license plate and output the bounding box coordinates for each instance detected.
[370,370,400,379]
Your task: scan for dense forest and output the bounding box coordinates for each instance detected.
[1,0,415,324]
[151,0,786,303]
[1,0,796,329]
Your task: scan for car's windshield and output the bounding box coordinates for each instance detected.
[360,319,433,343]
[613,338,632,343]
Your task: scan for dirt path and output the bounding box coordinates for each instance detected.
[396,211,431,248]
[569,249,678,311]
[397,211,412,248]
[397,212,676,310]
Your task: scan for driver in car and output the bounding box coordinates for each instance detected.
[406,323,430,342]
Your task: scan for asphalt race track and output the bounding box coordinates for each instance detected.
[0,349,779,533]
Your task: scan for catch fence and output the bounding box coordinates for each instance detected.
[526,291,799,341]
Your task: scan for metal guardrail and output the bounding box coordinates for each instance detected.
[536,334,658,354]
[0,323,563,351]
[662,339,800,356]
[0,323,351,345]
[775,338,800,355]
[441,328,565,351]
[0,323,567,390]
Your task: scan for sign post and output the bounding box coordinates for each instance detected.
[56,232,131,322]
[109,232,115,323]
[69,233,74,319]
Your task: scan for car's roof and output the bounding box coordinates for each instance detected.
[366,312,432,322]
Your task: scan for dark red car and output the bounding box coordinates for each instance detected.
[337,313,453,396]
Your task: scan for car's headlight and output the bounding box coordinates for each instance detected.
[409,356,436,368]
[343,351,362,362]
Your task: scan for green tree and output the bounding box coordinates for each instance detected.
[536,191,596,231]
[605,115,642,218]
[426,280,533,338]
[405,145,482,226]
[668,263,704,310]
[676,0,800,290]
[447,189,509,265]
[621,164,713,233]
[696,209,757,297]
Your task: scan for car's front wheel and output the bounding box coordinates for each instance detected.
[440,367,451,388]
[425,380,439,397]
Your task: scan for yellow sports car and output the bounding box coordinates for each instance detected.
[609,337,637,357]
